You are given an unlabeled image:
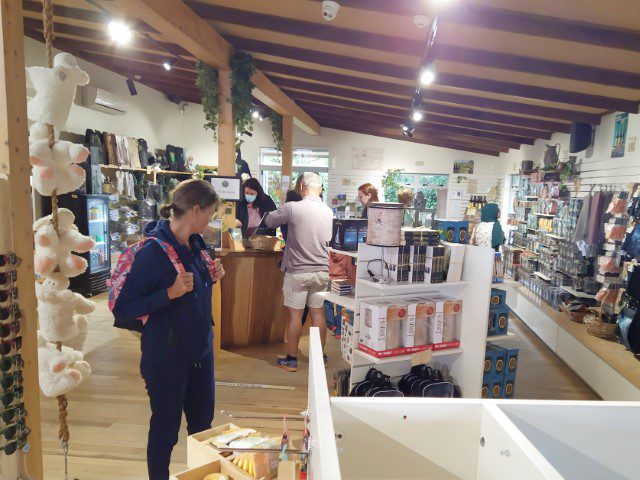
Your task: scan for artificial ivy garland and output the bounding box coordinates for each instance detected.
[270,112,283,152]
[230,51,256,147]
[196,61,220,140]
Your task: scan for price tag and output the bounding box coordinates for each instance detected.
[411,349,432,366]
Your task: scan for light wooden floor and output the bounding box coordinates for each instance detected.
[40,294,596,479]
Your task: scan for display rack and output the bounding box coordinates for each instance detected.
[332,242,493,398]
[100,164,195,183]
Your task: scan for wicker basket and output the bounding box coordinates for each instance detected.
[560,303,588,324]
[584,312,618,340]
[248,235,278,251]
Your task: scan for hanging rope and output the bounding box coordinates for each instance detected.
[42,0,69,460]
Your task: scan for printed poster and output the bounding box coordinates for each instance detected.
[453,160,474,174]
[611,113,629,158]
[352,147,384,170]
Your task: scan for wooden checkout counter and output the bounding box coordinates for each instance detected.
[212,248,287,352]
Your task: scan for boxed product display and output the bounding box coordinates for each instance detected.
[171,458,252,480]
[483,345,519,399]
[485,345,506,376]
[331,218,367,251]
[490,288,507,307]
[433,219,469,243]
[403,228,440,246]
[359,300,428,358]
[444,242,465,282]
[422,295,462,350]
[409,298,436,347]
[382,245,448,284]
[383,245,411,282]
[490,305,510,336]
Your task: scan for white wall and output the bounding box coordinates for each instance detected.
[25,35,504,218]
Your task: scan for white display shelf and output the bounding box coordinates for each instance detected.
[357,278,468,294]
[561,285,597,299]
[328,247,358,258]
[353,347,463,366]
[534,271,551,282]
[88,218,106,223]
[487,332,516,342]
[534,212,554,217]
[317,291,357,311]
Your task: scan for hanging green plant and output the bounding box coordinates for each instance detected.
[230,51,256,147]
[195,61,220,140]
[270,112,283,152]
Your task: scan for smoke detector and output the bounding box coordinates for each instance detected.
[413,15,429,28]
[322,1,340,21]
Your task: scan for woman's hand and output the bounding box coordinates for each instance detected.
[212,259,225,282]
[167,272,194,299]
[235,219,243,228]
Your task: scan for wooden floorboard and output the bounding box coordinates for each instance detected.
[40,293,596,479]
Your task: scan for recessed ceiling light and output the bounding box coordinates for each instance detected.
[108,20,133,45]
[420,63,436,86]
[412,110,423,122]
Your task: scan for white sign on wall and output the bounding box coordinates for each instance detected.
[352,147,384,170]
[210,176,242,201]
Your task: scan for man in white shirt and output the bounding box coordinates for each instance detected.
[265,173,333,371]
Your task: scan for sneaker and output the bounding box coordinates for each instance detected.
[277,357,298,372]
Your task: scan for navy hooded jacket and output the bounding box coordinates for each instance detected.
[113,220,214,358]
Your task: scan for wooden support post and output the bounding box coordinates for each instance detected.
[280,115,294,201]
[217,71,236,177]
[0,0,44,478]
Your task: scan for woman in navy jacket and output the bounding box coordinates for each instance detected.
[113,179,225,479]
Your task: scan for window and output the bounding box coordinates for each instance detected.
[260,147,330,205]
[383,172,448,210]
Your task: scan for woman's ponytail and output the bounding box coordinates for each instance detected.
[159,203,174,219]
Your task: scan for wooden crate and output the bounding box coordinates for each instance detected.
[187,423,240,468]
[171,459,252,480]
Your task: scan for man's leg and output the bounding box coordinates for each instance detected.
[285,307,305,357]
[308,306,327,352]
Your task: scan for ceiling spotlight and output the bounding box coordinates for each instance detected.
[412,110,424,122]
[108,20,133,45]
[402,124,414,138]
[163,58,175,71]
[258,114,264,122]
[420,63,436,86]
[252,109,260,119]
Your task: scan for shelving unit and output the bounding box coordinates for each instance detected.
[333,243,493,397]
[560,285,597,299]
[487,332,517,342]
[99,164,197,183]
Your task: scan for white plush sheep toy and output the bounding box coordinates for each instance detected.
[36,273,95,343]
[29,122,89,196]
[33,208,94,278]
[26,52,89,128]
[37,332,91,398]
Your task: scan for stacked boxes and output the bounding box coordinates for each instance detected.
[488,288,509,337]
[444,242,466,282]
[382,245,447,284]
[482,344,519,398]
[331,218,367,251]
[433,219,470,244]
[404,229,440,246]
[340,309,354,364]
[359,296,461,358]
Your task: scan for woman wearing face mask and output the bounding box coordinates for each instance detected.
[235,177,277,238]
[112,179,225,479]
[357,183,379,218]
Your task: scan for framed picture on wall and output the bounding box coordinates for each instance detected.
[612,113,629,158]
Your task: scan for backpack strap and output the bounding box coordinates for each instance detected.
[147,237,186,274]
[199,250,217,279]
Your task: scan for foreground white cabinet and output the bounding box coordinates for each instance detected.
[307,329,640,480]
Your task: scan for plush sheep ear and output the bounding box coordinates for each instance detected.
[52,361,67,373]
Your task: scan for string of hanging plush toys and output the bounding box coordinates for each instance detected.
[29,1,96,476]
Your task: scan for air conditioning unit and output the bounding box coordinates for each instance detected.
[75,86,128,115]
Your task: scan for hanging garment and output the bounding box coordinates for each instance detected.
[586,192,604,252]
[116,170,125,195]
[115,135,130,166]
[124,172,136,199]
[573,192,592,253]
[104,132,118,166]
[127,137,141,168]
[138,138,149,167]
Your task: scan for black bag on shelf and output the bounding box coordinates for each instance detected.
[349,368,383,397]
[618,306,640,355]
[366,375,404,398]
[166,145,186,172]
[417,381,455,398]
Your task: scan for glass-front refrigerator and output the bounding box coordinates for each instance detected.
[42,193,111,296]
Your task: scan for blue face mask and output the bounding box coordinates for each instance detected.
[245,194,257,203]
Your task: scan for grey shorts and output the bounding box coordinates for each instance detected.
[283,271,330,309]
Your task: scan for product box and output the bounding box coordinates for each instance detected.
[186,423,239,468]
[443,242,466,263]
[434,219,469,244]
[422,295,462,350]
[171,458,254,480]
[331,218,367,251]
[407,297,435,348]
[383,246,411,282]
[426,246,446,284]
[446,262,463,282]
[409,245,427,283]
[490,288,507,307]
[481,378,490,398]
[359,300,425,358]
[341,308,354,327]
[505,347,519,374]
[503,372,516,399]
[340,321,354,364]
[487,311,497,336]
[491,305,510,335]
[488,375,503,399]
[404,228,440,246]
[485,344,507,377]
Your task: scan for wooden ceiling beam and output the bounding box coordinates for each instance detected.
[302,104,535,145]
[441,4,640,53]
[321,120,503,156]
[278,84,570,133]
[309,111,522,149]
[186,1,424,56]
[305,0,428,17]
[257,60,601,124]
[294,99,552,139]
[96,0,320,134]
[437,44,640,90]
[226,35,639,113]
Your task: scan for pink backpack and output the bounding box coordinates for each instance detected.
[108,237,216,331]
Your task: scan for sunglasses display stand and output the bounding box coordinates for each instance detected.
[306,328,640,480]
